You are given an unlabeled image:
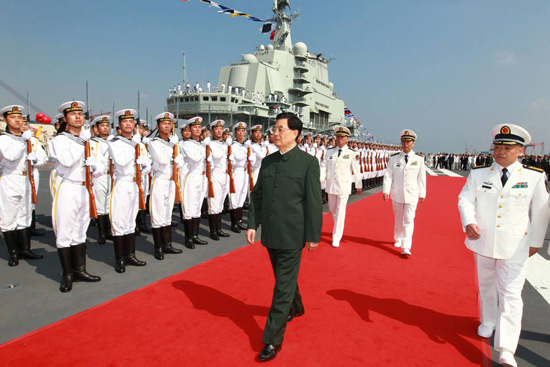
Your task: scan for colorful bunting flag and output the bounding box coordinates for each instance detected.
[187,0,271,32]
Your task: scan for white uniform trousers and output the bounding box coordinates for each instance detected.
[109,179,139,236]
[0,172,32,231]
[31,168,39,212]
[391,200,417,250]
[207,171,229,215]
[52,180,90,248]
[49,169,61,199]
[181,173,206,219]
[229,169,247,210]
[93,174,111,215]
[474,252,526,354]
[327,193,349,246]
[149,177,175,228]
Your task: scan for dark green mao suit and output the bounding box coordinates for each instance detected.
[248,144,323,346]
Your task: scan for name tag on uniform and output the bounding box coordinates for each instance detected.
[343,155,350,159]
[511,182,528,189]
[411,161,418,166]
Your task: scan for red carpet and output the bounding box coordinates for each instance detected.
[0,176,491,366]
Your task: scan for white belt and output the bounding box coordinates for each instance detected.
[2,168,28,176]
[153,174,171,180]
[62,178,86,186]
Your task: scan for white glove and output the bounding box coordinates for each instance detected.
[225,137,233,145]
[229,157,236,166]
[22,130,33,141]
[206,154,213,163]
[132,133,141,144]
[244,140,251,147]
[79,129,91,142]
[202,137,211,145]
[142,137,151,144]
[313,143,318,148]
[169,135,179,144]
[27,151,37,162]
[107,135,115,141]
[136,155,148,168]
[85,156,97,170]
[174,155,185,169]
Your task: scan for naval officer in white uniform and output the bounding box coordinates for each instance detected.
[383,129,426,257]
[320,126,362,248]
[458,124,549,367]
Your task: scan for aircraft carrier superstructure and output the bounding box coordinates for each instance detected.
[166,0,357,134]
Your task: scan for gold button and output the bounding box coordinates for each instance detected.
[499,205,503,208]
[500,195,504,198]
[519,193,522,196]
[497,224,501,228]
[524,232,528,235]
[498,215,502,218]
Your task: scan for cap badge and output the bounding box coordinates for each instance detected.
[71,102,78,108]
[164,113,169,118]
[125,110,131,115]
[12,106,19,112]
[500,126,511,135]
[102,117,108,121]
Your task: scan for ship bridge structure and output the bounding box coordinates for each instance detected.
[167,0,357,135]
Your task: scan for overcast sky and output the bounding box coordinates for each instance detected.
[1,0,549,154]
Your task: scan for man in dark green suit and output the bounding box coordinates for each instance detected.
[247,112,323,361]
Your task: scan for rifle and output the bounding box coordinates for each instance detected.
[205,144,215,197]
[359,151,364,174]
[247,146,254,191]
[135,128,146,210]
[227,144,236,193]
[84,129,98,218]
[172,123,183,203]
[109,159,114,187]
[26,125,41,204]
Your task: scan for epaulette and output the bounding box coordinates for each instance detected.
[391,152,400,157]
[523,164,544,173]
[328,147,336,150]
[472,164,489,170]
[415,152,424,157]
[110,137,119,142]
[349,148,356,152]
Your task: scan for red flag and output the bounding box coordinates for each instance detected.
[270,30,276,40]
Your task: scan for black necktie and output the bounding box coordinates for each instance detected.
[405,154,409,164]
[501,168,508,186]
[338,149,341,157]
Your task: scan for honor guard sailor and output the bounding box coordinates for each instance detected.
[0,105,46,266]
[249,124,266,187]
[49,101,102,292]
[383,129,427,257]
[108,109,151,273]
[320,126,362,248]
[458,124,549,367]
[148,112,183,259]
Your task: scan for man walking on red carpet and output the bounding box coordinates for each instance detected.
[247,112,323,362]
[458,124,549,367]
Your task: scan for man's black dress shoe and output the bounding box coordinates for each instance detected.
[287,310,305,322]
[258,344,281,361]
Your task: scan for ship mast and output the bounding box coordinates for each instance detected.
[272,0,297,51]
[182,51,188,85]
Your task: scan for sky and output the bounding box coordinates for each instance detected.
[1,0,550,154]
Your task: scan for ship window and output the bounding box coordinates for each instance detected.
[220,97,226,102]
[212,96,218,102]
[194,96,199,101]
[180,98,184,103]
[184,97,190,102]
[231,98,236,103]
[203,97,209,101]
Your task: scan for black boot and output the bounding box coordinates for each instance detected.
[192,217,208,245]
[321,189,328,204]
[113,236,126,273]
[216,213,230,238]
[152,227,164,260]
[201,198,208,219]
[209,214,220,241]
[183,220,195,249]
[3,230,19,266]
[230,209,241,233]
[162,226,182,254]
[105,215,114,240]
[178,203,185,223]
[72,244,101,282]
[17,228,43,259]
[30,210,45,236]
[57,247,73,292]
[90,218,97,227]
[137,210,151,234]
[124,233,146,266]
[97,215,107,245]
[236,208,247,230]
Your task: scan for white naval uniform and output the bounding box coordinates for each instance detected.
[229,140,255,209]
[48,138,62,199]
[180,139,206,219]
[29,137,48,211]
[249,141,265,187]
[50,132,103,247]
[266,142,279,156]
[320,145,362,247]
[89,137,111,215]
[458,161,549,354]
[206,139,230,215]
[0,133,46,231]
[383,150,426,250]
[148,137,178,228]
[108,137,150,236]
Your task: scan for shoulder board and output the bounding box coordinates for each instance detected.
[391,152,400,157]
[415,152,424,157]
[472,164,489,170]
[110,137,119,142]
[523,164,544,173]
[328,147,336,150]
[349,148,356,152]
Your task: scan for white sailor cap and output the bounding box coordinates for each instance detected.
[233,122,247,131]
[334,125,351,137]
[399,129,417,141]
[0,105,24,117]
[138,119,149,127]
[210,119,225,129]
[114,109,137,122]
[58,101,85,115]
[54,113,64,122]
[250,124,263,132]
[187,116,203,126]
[154,112,174,123]
[92,115,112,125]
[492,124,531,146]
[180,120,190,130]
